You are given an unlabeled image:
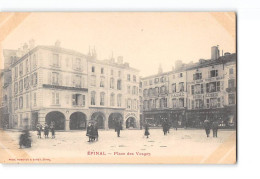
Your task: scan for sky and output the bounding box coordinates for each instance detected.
[1,12,236,77]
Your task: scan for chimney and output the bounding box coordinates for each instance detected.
[224,52,231,56]
[55,40,61,48]
[117,56,123,64]
[211,46,220,60]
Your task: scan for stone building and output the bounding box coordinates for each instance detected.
[6,41,140,130]
[141,46,236,128]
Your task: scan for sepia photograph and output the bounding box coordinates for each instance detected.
[0,12,236,164]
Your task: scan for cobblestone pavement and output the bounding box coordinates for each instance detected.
[0,128,236,163]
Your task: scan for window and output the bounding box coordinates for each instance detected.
[192,100,195,109]
[25,59,29,73]
[160,98,167,108]
[19,80,23,92]
[154,78,159,83]
[127,99,131,109]
[228,94,235,105]
[14,82,18,94]
[72,94,85,106]
[111,69,114,75]
[91,91,96,105]
[179,98,184,107]
[127,74,131,81]
[172,83,176,93]
[148,99,154,109]
[149,80,153,85]
[26,94,29,108]
[19,63,23,77]
[75,58,81,70]
[179,73,183,78]
[117,79,122,90]
[210,70,218,77]
[110,93,115,106]
[90,75,96,86]
[155,87,159,96]
[160,77,164,82]
[133,75,136,82]
[172,98,177,108]
[160,86,166,94]
[110,78,114,89]
[101,68,104,74]
[133,99,137,109]
[229,68,234,75]
[52,92,60,105]
[228,79,235,88]
[148,88,153,96]
[53,54,59,67]
[100,77,105,87]
[117,94,122,107]
[100,92,105,106]
[52,72,59,85]
[208,98,220,108]
[206,82,220,93]
[73,75,82,88]
[206,99,210,108]
[33,72,38,86]
[155,99,159,108]
[127,86,131,94]
[19,96,23,109]
[24,77,29,89]
[118,71,121,77]
[15,67,18,79]
[33,93,37,106]
[193,72,202,80]
[195,99,203,109]
[91,66,95,73]
[132,86,137,95]
[143,89,148,97]
[14,98,18,110]
[193,84,204,94]
[179,82,184,92]
[144,81,148,86]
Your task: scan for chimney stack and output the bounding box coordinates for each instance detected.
[211,46,220,60]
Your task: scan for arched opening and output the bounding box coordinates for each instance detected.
[45,111,65,130]
[90,112,105,129]
[69,112,87,130]
[126,117,137,129]
[108,113,123,129]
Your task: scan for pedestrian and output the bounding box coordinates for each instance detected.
[86,122,94,142]
[50,121,55,139]
[93,123,99,141]
[115,120,122,137]
[174,120,178,131]
[204,119,211,137]
[144,123,150,138]
[167,120,171,133]
[44,123,49,139]
[162,120,168,136]
[212,121,219,138]
[36,123,42,139]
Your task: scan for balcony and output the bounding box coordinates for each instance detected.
[42,84,88,92]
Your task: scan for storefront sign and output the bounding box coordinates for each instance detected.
[194,94,203,99]
[171,92,185,98]
[205,93,218,98]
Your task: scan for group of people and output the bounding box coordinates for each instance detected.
[86,122,99,142]
[36,121,55,139]
[19,127,31,149]
[204,119,219,138]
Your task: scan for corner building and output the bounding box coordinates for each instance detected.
[7,42,140,130]
[141,46,236,129]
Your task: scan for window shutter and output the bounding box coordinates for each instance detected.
[72,94,76,106]
[59,73,63,86]
[83,95,85,106]
[59,54,62,67]
[48,72,52,84]
[49,53,52,66]
[220,81,224,91]
[201,84,204,93]
[208,71,210,78]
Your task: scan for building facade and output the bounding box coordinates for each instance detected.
[5,41,140,130]
[141,46,236,128]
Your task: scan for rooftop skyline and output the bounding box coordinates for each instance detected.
[1,12,236,76]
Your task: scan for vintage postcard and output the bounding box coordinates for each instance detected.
[0,12,236,164]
